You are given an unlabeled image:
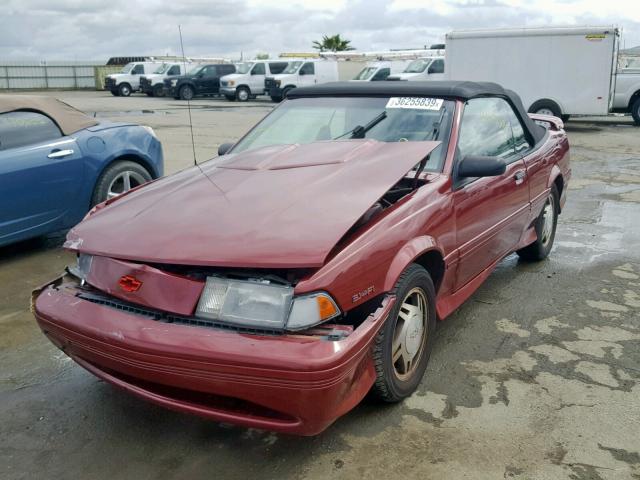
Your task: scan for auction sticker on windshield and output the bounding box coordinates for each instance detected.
[386,97,443,110]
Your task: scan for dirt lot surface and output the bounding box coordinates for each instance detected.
[1,91,639,480]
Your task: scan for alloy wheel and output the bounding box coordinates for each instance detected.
[392,287,428,380]
[107,170,147,199]
[540,193,556,247]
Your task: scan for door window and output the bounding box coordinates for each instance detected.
[132,64,145,75]
[371,68,391,81]
[168,65,181,75]
[457,97,517,162]
[506,108,531,154]
[0,111,62,151]
[251,63,266,75]
[203,66,217,77]
[300,63,315,75]
[428,59,444,74]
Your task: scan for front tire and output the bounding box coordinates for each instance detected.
[631,97,640,126]
[153,84,165,97]
[517,184,559,261]
[118,83,132,97]
[371,264,436,402]
[179,85,195,100]
[236,86,250,102]
[91,161,152,206]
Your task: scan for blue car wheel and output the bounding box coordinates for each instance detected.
[91,160,152,206]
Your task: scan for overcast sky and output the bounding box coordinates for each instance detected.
[2,0,639,61]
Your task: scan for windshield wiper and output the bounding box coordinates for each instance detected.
[333,111,387,140]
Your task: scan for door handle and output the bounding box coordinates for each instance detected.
[48,149,74,159]
[514,170,526,185]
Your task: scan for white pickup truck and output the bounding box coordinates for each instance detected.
[613,67,640,125]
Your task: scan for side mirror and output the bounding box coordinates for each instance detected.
[457,155,506,178]
[218,142,234,156]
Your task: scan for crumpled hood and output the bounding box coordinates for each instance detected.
[67,139,439,268]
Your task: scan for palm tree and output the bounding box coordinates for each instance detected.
[312,34,356,52]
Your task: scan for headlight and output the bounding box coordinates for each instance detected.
[141,125,157,139]
[68,253,93,284]
[227,80,235,86]
[195,277,340,331]
[275,79,281,86]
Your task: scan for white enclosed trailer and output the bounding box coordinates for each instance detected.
[445,26,619,118]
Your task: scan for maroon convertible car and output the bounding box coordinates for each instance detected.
[33,81,570,435]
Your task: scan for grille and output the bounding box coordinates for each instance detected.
[77,291,282,336]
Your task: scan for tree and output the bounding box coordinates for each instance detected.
[312,34,355,52]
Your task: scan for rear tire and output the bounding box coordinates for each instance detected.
[118,83,132,97]
[153,84,165,97]
[179,85,195,101]
[631,98,640,126]
[236,86,250,102]
[91,161,152,206]
[371,264,436,402]
[517,184,559,261]
[529,99,562,118]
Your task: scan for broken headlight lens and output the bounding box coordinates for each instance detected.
[195,277,341,331]
[68,253,93,283]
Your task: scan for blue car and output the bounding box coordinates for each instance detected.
[0,95,163,247]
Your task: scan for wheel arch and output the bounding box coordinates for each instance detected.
[628,89,640,111]
[383,236,446,294]
[547,165,564,213]
[528,98,564,117]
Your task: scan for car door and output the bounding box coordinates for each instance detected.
[452,97,531,290]
[197,65,218,93]
[427,59,445,81]
[0,111,83,242]
[130,63,145,89]
[249,62,266,93]
[299,62,316,86]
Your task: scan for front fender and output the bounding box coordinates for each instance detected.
[383,236,443,291]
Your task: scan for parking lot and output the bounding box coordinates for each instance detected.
[1,91,639,479]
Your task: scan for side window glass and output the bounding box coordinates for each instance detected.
[269,62,287,74]
[204,66,217,77]
[252,63,266,75]
[428,59,444,74]
[132,64,145,75]
[168,65,180,75]
[300,62,315,75]
[506,107,531,154]
[457,97,516,162]
[372,68,391,81]
[0,111,62,151]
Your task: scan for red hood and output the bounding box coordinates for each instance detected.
[67,140,439,268]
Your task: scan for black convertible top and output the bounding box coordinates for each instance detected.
[288,81,546,145]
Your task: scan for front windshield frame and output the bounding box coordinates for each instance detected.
[187,65,204,76]
[120,63,135,74]
[235,62,255,74]
[282,61,303,74]
[404,59,431,74]
[354,66,378,80]
[230,96,456,173]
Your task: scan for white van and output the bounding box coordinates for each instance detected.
[220,60,289,101]
[139,62,197,97]
[104,61,165,96]
[445,26,619,119]
[351,60,411,82]
[386,55,445,81]
[264,59,339,102]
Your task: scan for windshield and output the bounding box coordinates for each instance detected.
[404,59,430,74]
[235,62,254,74]
[187,65,204,76]
[282,61,302,74]
[354,67,377,80]
[232,96,454,172]
[120,63,134,74]
[154,63,171,74]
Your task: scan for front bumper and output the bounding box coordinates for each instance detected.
[219,86,237,96]
[104,77,116,91]
[33,278,394,435]
[140,78,153,94]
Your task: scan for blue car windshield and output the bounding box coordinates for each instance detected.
[232,96,455,172]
